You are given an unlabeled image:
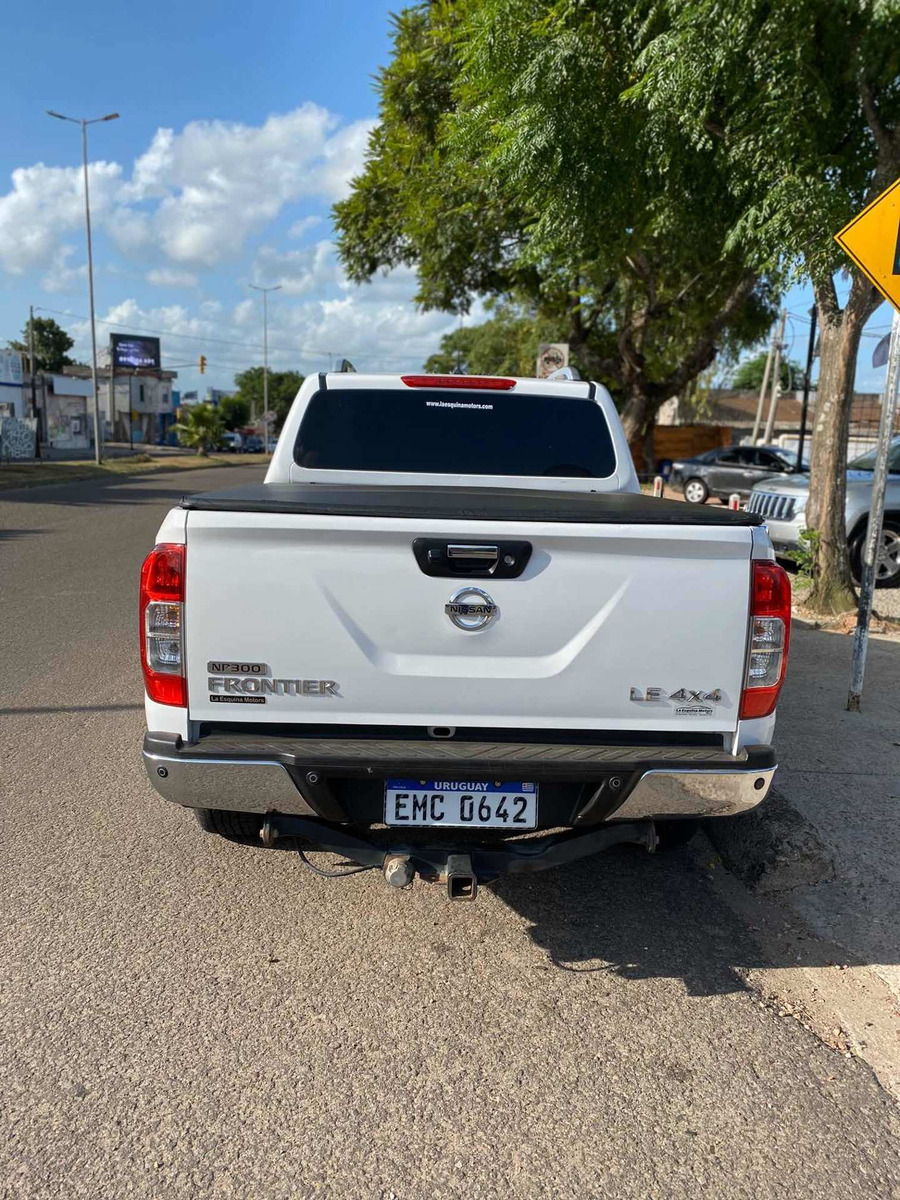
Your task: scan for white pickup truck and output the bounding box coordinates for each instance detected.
[140,372,789,898]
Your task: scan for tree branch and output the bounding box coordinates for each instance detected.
[859,76,897,164]
[648,272,757,399]
[813,275,841,324]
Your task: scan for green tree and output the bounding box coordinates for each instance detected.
[8,316,75,372]
[335,2,778,461]
[174,403,224,456]
[233,367,304,433]
[732,353,806,393]
[217,395,250,431]
[630,0,900,609]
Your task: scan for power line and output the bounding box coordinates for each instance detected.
[33,304,430,365]
[34,305,331,359]
[786,307,892,337]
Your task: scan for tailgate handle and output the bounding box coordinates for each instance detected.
[412,538,532,578]
[448,544,498,562]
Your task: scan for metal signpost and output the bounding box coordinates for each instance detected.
[834,176,900,710]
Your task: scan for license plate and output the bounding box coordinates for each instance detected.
[384,780,538,829]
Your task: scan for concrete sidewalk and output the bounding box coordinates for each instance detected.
[719,621,900,999]
[776,622,900,995]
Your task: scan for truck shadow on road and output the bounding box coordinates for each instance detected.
[491,846,830,998]
[0,527,46,539]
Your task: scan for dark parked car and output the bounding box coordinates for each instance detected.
[242,435,264,453]
[672,444,801,504]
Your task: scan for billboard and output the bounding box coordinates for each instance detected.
[0,349,24,386]
[111,333,160,371]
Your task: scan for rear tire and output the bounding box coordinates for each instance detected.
[849,518,900,588]
[683,478,709,504]
[193,808,264,844]
[655,819,701,850]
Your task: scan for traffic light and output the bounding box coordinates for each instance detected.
[198,355,207,374]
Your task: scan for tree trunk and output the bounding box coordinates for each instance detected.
[620,388,657,475]
[806,277,879,613]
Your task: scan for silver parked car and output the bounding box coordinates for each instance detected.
[747,436,900,587]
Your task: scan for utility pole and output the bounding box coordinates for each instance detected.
[751,319,779,443]
[248,283,281,453]
[28,304,40,460]
[796,305,817,470]
[47,109,119,465]
[762,309,787,444]
[847,307,900,711]
[109,361,117,443]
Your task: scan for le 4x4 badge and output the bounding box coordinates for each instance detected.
[629,687,722,703]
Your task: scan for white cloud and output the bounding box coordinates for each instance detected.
[1,104,459,381]
[124,105,370,266]
[0,161,121,274]
[252,240,341,295]
[106,207,152,254]
[288,215,322,239]
[308,119,376,201]
[0,105,373,276]
[146,267,198,288]
[59,269,456,384]
[40,245,87,293]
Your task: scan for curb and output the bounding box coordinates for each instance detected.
[704,786,836,894]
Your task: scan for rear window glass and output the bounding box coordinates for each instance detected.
[293,388,617,478]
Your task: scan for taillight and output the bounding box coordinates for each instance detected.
[740,561,791,719]
[140,543,186,707]
[401,374,516,390]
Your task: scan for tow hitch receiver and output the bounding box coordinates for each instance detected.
[259,815,657,898]
[445,854,478,901]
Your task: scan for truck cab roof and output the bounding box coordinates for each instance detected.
[265,371,640,495]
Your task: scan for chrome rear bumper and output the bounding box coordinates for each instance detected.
[615,766,775,819]
[143,732,775,823]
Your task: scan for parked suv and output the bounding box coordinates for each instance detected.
[747,436,900,587]
[673,445,798,504]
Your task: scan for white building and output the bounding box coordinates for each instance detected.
[59,366,178,444]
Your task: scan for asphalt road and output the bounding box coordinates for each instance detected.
[2,467,899,1199]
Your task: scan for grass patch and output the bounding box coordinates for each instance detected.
[0,452,269,492]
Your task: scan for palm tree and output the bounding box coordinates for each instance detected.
[174,403,224,456]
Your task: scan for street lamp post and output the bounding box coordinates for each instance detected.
[248,283,281,454]
[47,109,119,465]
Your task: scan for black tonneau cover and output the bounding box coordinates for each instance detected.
[181,483,763,526]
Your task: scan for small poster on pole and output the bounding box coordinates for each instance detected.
[536,343,569,379]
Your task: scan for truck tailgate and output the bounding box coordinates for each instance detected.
[182,493,754,734]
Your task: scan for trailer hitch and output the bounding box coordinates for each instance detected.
[259,815,657,897]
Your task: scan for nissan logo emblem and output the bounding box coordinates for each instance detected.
[444,587,498,632]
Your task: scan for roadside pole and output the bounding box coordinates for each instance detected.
[762,309,786,444]
[795,306,817,471]
[751,322,778,443]
[249,282,281,453]
[847,307,900,711]
[28,304,40,460]
[834,177,900,712]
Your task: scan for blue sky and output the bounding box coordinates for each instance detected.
[0,0,891,397]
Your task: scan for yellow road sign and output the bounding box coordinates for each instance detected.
[835,176,900,312]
